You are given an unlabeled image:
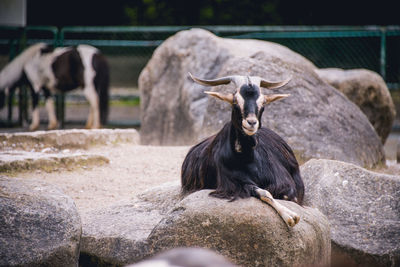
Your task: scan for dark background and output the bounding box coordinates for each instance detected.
[27,0,398,27]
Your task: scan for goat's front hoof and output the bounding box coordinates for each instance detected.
[281,209,300,227]
[288,213,300,227]
[294,214,300,224]
[287,217,295,227]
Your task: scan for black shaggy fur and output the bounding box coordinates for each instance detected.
[181,93,304,204]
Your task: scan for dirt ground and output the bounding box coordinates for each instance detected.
[15,143,190,214]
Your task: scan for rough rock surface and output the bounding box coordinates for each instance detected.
[81,181,331,267]
[148,190,331,267]
[0,150,109,173]
[0,176,81,267]
[139,28,384,168]
[80,182,182,266]
[316,68,395,144]
[301,159,400,267]
[0,128,140,150]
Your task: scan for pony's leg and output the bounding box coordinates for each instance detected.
[29,87,40,131]
[255,187,300,227]
[83,85,100,129]
[43,88,58,130]
[7,86,16,124]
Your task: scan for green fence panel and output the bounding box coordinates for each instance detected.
[1,25,400,128]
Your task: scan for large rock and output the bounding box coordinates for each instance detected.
[81,181,331,267]
[139,28,384,168]
[316,68,395,144]
[301,159,400,267]
[80,182,182,266]
[0,176,81,266]
[148,190,331,267]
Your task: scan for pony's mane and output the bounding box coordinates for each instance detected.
[0,43,48,90]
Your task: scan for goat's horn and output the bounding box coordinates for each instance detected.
[260,76,291,89]
[188,72,234,87]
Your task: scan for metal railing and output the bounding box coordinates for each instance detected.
[1,25,399,128]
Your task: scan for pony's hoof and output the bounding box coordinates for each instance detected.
[29,124,39,131]
[87,124,101,129]
[47,122,58,130]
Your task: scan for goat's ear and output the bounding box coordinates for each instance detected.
[264,94,290,104]
[205,91,234,104]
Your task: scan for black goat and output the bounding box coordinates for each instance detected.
[181,73,304,227]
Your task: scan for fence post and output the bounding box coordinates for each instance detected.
[18,29,28,127]
[54,28,65,129]
[380,27,386,81]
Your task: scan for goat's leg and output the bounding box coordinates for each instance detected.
[255,187,300,227]
[7,86,16,124]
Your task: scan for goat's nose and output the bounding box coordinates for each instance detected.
[246,118,257,126]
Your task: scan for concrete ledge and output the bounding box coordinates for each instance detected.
[0,129,140,150]
[0,150,109,174]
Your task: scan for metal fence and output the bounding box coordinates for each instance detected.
[1,25,399,127]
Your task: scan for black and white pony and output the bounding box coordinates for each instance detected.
[0,43,109,130]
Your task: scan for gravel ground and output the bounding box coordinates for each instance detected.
[11,134,400,216]
[15,143,190,214]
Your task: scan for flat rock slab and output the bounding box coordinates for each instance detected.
[0,176,81,266]
[301,159,400,267]
[0,149,109,173]
[0,128,140,150]
[81,182,331,267]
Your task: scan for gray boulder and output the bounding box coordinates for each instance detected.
[148,190,331,267]
[82,181,331,267]
[301,159,400,267]
[316,68,395,144]
[0,176,81,267]
[80,182,182,266]
[139,28,384,168]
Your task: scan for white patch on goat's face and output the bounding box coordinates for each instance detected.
[235,91,245,111]
[235,82,265,136]
[242,114,259,136]
[256,93,265,108]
